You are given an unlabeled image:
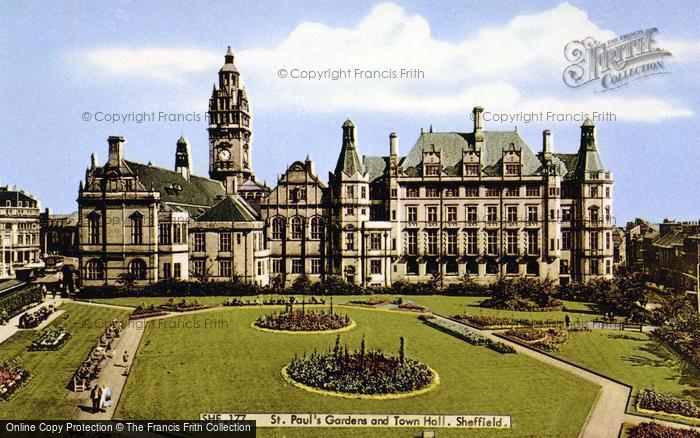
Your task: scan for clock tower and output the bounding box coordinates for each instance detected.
[208,46,254,194]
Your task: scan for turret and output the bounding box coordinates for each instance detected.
[175,135,192,180]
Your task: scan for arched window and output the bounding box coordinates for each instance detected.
[129,259,147,280]
[486,260,499,275]
[290,216,303,240]
[130,212,143,244]
[87,212,100,244]
[310,217,324,240]
[271,217,285,240]
[85,259,103,280]
[589,207,599,223]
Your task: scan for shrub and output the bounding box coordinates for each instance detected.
[652,313,700,369]
[0,286,43,322]
[628,422,700,438]
[505,328,546,342]
[504,327,570,352]
[349,297,386,306]
[638,389,700,418]
[453,314,563,329]
[480,277,561,311]
[397,302,426,312]
[420,315,516,354]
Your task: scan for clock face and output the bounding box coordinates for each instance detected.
[217,149,231,161]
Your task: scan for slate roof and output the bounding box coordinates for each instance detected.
[334,137,365,177]
[0,186,38,207]
[553,153,578,178]
[364,156,388,182]
[197,196,256,222]
[653,230,686,248]
[125,161,225,208]
[401,131,543,177]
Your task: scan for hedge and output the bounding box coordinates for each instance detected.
[0,286,43,321]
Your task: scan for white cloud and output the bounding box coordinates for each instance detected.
[77,2,695,121]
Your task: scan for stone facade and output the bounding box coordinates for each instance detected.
[76,47,615,288]
[0,186,42,279]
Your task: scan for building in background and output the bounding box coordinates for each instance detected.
[39,209,79,257]
[0,185,42,279]
[76,47,616,288]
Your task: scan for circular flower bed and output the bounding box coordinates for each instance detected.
[253,309,354,333]
[284,337,438,398]
[29,326,71,351]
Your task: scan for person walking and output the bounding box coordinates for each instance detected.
[102,386,112,410]
[565,314,571,328]
[90,385,101,413]
[122,350,129,366]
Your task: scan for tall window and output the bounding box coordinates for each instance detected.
[162,262,171,279]
[192,260,205,277]
[290,217,303,240]
[560,260,569,275]
[193,232,205,252]
[291,259,303,274]
[605,206,611,223]
[506,205,518,222]
[589,231,599,251]
[159,223,171,245]
[370,259,382,275]
[562,207,572,221]
[446,206,457,222]
[406,206,417,222]
[173,263,181,279]
[405,230,417,255]
[346,185,354,199]
[130,213,143,245]
[506,230,518,255]
[219,260,232,277]
[465,230,477,255]
[361,186,367,199]
[85,259,103,280]
[527,206,538,223]
[271,217,285,240]
[272,259,283,274]
[129,258,147,280]
[486,231,497,254]
[88,213,100,244]
[589,260,599,275]
[310,217,324,240]
[219,233,232,252]
[486,206,498,222]
[426,230,438,255]
[527,230,538,255]
[345,232,354,251]
[311,258,321,274]
[466,206,477,223]
[445,230,457,255]
[369,233,382,251]
[426,206,438,222]
[589,207,599,223]
[562,231,572,250]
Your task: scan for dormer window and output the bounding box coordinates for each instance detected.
[464,164,479,176]
[425,165,440,176]
[505,164,520,176]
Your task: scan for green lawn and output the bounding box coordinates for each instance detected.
[554,330,700,425]
[0,302,131,419]
[88,294,602,323]
[116,306,599,437]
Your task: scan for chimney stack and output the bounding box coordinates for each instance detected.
[390,132,398,156]
[107,136,125,167]
[305,154,315,176]
[543,130,553,158]
[472,106,484,151]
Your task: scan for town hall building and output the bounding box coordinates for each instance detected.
[77,47,615,288]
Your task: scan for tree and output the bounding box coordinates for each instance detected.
[292,274,311,294]
[116,272,136,291]
[192,257,213,283]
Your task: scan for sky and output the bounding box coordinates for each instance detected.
[0,0,698,225]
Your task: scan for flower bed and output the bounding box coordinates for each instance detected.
[628,422,700,438]
[29,326,70,351]
[0,359,30,401]
[18,305,55,329]
[420,315,515,354]
[157,298,207,312]
[223,297,326,307]
[254,309,352,332]
[285,336,437,396]
[130,299,207,319]
[348,297,386,306]
[504,327,570,352]
[453,314,563,329]
[397,302,426,312]
[637,389,700,419]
